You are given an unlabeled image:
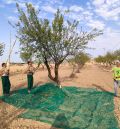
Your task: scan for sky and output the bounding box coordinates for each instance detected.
[0,0,120,62]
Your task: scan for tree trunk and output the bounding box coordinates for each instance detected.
[54,63,60,85]
[76,64,83,73]
[44,60,54,81]
[44,59,60,86]
[76,64,80,73]
[69,65,76,78]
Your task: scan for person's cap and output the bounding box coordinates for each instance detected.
[115,60,120,63]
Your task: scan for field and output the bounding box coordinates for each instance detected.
[0,62,120,129]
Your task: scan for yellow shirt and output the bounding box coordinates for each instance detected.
[112,67,120,80]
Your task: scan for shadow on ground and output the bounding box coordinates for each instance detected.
[92,84,109,92]
[50,113,70,129]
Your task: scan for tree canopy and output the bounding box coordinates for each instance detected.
[14,3,102,85]
[68,52,90,76]
[20,46,33,62]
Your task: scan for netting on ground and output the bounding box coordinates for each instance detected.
[0,83,119,129]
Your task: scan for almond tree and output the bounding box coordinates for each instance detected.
[74,52,90,73]
[15,3,102,85]
[68,52,90,77]
[20,47,33,62]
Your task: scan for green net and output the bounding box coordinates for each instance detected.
[0,83,119,129]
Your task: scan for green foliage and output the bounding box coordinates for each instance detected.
[14,3,102,84]
[20,44,34,62]
[114,49,120,60]
[104,52,116,64]
[68,52,90,75]
[20,51,32,62]
[95,55,105,63]
[68,58,76,67]
[95,51,119,65]
[74,52,90,66]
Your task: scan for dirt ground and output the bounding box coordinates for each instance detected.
[0,62,120,129]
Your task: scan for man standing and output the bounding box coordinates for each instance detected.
[24,61,38,93]
[112,60,120,97]
[0,63,11,96]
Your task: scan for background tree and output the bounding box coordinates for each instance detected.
[95,52,116,66]
[68,52,90,77]
[68,58,77,78]
[74,52,90,73]
[114,49,120,61]
[95,55,105,64]
[104,52,116,66]
[15,3,102,85]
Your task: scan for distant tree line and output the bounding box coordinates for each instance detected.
[95,50,120,66]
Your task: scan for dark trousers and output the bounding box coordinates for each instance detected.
[27,75,33,90]
[114,79,120,96]
[1,76,11,95]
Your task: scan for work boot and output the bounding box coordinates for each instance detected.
[114,94,118,97]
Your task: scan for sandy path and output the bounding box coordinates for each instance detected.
[0,63,115,94]
[61,63,113,92]
[0,63,120,128]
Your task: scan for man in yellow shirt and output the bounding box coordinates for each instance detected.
[112,60,120,97]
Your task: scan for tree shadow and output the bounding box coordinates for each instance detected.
[10,81,44,95]
[33,81,44,88]
[50,113,70,129]
[92,83,114,96]
[92,83,108,92]
[60,76,77,83]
